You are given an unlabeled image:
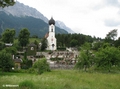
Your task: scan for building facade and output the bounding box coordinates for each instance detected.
[46,17,57,50]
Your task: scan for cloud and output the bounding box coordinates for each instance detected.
[17,0,120,38]
[104,19,120,27]
[105,0,120,7]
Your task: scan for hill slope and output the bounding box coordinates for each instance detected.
[0,11,68,38]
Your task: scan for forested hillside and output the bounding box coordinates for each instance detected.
[0,11,68,38]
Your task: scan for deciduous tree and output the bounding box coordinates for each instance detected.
[0,50,14,72]
[18,28,30,47]
[75,42,92,71]
[104,29,117,45]
[2,29,15,43]
[95,46,120,72]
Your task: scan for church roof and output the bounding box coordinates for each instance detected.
[49,17,55,25]
[45,32,49,38]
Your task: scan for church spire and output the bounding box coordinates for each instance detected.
[49,17,55,25]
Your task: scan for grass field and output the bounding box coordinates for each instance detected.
[0,70,120,89]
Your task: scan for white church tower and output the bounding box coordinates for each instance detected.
[46,17,57,50]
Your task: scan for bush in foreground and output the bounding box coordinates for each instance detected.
[33,58,50,74]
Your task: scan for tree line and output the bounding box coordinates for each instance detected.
[55,33,101,48]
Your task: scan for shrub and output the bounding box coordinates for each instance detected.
[57,47,66,51]
[28,67,37,74]
[33,58,50,74]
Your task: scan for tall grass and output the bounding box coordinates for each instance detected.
[0,70,120,89]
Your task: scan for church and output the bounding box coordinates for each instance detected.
[45,17,57,50]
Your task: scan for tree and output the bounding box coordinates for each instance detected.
[75,51,91,71]
[104,29,117,45]
[33,58,50,74]
[0,0,15,8]
[0,42,5,50]
[92,41,103,51]
[0,50,14,72]
[41,38,47,51]
[75,42,92,71]
[2,29,15,43]
[34,40,39,50]
[115,37,120,47]
[95,46,120,72]
[4,47,17,55]
[70,39,78,47]
[18,28,30,47]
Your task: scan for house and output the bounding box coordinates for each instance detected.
[13,57,22,69]
[27,43,37,56]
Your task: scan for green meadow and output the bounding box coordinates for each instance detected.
[0,70,120,89]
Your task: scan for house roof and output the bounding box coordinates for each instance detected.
[13,58,22,63]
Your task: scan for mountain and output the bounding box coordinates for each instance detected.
[56,21,75,33]
[0,1,48,23]
[0,1,74,33]
[0,11,68,38]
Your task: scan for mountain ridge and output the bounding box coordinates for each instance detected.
[0,11,68,38]
[0,1,74,33]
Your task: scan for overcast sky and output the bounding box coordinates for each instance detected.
[17,0,120,38]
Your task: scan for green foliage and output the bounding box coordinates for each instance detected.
[18,28,30,47]
[34,40,39,50]
[0,42,5,50]
[75,42,92,71]
[21,52,33,69]
[33,58,50,74]
[0,0,15,8]
[92,41,103,51]
[0,50,14,72]
[27,67,37,74]
[1,29,15,43]
[104,29,117,45]
[95,46,120,72]
[26,60,33,68]
[56,33,94,48]
[70,39,78,47]
[57,47,66,51]
[75,50,91,71]
[41,38,47,51]
[4,46,17,54]
[115,37,120,47]
[19,80,34,89]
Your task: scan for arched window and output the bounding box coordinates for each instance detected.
[51,26,53,32]
[31,47,34,50]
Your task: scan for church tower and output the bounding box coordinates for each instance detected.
[46,17,57,50]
